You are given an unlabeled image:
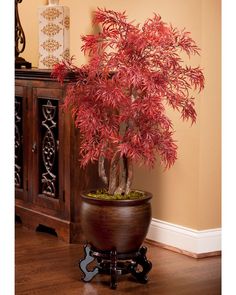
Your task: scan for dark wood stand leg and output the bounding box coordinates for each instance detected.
[130,246,152,284]
[110,249,118,289]
[78,244,152,289]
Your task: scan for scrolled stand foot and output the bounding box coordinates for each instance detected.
[130,246,152,284]
[79,244,99,282]
[78,244,152,289]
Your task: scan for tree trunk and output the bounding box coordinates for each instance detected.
[98,155,108,185]
[108,152,120,195]
[125,158,133,195]
[114,156,128,195]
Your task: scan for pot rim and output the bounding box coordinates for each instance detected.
[81,189,152,206]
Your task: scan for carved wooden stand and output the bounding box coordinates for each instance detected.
[79,244,152,289]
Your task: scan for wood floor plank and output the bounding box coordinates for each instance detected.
[15,224,221,294]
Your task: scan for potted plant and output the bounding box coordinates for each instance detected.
[52,8,204,288]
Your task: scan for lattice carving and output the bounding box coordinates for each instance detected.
[15,97,23,188]
[40,7,62,21]
[41,23,62,37]
[41,39,61,52]
[38,3,70,69]
[40,99,59,198]
[40,55,60,68]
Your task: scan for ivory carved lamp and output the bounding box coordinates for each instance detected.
[38,0,70,69]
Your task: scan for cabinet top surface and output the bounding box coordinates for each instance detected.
[15,68,51,77]
[15,67,74,81]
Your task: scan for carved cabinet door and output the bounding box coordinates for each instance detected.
[15,85,29,202]
[29,86,66,216]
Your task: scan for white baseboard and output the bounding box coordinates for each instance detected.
[147,218,221,255]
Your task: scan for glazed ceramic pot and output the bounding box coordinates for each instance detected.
[80,191,152,253]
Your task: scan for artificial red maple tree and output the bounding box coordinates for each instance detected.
[52,8,204,196]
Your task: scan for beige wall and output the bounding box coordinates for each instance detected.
[19,0,221,230]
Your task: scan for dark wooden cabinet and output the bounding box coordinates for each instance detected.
[15,68,101,242]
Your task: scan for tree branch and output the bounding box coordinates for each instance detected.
[108,152,120,195]
[114,155,128,195]
[98,155,108,185]
[125,158,133,195]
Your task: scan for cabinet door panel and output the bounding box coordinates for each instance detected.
[15,85,28,201]
[31,87,65,214]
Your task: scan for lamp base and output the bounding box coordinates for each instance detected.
[15,56,31,69]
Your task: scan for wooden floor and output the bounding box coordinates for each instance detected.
[15,223,221,295]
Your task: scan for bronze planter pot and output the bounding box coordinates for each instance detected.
[80,191,152,253]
